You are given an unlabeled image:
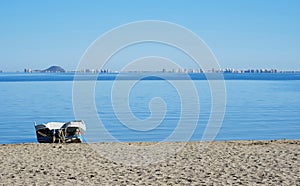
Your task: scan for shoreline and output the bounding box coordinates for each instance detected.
[1,138,299,146]
[1,140,299,185]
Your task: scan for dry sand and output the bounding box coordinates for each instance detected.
[0,140,299,185]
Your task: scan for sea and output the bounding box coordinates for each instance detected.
[0,72,299,144]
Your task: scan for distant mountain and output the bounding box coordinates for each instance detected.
[42,66,65,73]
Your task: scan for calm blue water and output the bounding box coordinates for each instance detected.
[0,73,299,144]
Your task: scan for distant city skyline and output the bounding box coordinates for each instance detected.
[0,1,300,71]
[21,65,300,74]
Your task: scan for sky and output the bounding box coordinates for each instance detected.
[0,0,299,71]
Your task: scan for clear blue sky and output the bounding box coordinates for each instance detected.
[0,0,299,71]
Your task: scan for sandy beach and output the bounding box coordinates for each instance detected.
[0,140,299,185]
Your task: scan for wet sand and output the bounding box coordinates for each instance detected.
[0,140,299,185]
